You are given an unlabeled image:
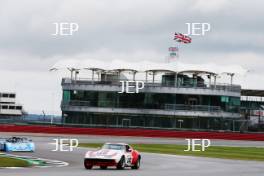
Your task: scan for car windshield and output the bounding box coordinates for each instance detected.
[6,137,27,143]
[102,144,126,150]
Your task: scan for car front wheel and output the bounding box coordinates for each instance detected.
[116,156,125,170]
[131,158,140,169]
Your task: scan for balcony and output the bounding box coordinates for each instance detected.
[61,100,240,118]
[164,104,221,112]
[62,78,241,97]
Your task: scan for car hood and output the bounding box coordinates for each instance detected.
[85,149,123,159]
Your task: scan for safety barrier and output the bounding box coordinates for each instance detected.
[0,125,264,141]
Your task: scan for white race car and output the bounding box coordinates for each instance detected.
[84,143,141,170]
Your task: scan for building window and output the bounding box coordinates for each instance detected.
[230,97,240,106]
[63,90,71,102]
[2,105,8,109]
[9,106,15,109]
[15,106,22,110]
[9,94,15,98]
[221,96,229,103]
[2,94,8,98]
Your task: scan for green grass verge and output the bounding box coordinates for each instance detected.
[0,156,31,167]
[78,143,264,161]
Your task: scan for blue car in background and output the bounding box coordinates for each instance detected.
[0,137,35,152]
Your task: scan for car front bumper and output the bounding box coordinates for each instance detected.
[84,158,117,166]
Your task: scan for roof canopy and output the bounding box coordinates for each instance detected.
[145,69,176,73]
[84,68,105,72]
[241,89,264,97]
[178,70,217,76]
[51,59,247,76]
[112,69,138,73]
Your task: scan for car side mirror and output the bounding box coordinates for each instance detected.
[128,148,132,152]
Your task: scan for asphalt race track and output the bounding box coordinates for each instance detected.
[1,133,264,176]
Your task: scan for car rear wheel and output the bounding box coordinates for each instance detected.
[84,160,93,169]
[116,156,125,170]
[131,158,140,169]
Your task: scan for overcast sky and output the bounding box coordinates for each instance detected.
[0,0,263,114]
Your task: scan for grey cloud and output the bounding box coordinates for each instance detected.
[1,0,263,58]
[0,0,264,113]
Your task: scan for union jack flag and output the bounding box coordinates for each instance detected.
[168,47,178,52]
[174,33,192,44]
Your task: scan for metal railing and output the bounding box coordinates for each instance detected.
[164,104,221,112]
[66,100,91,106]
[62,100,222,113]
[62,78,241,93]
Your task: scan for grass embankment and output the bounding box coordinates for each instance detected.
[79,143,264,161]
[0,156,30,167]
